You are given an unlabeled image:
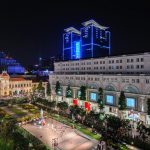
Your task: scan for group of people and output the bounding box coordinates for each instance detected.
[97,140,106,150]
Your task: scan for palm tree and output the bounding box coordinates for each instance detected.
[118,91,127,119]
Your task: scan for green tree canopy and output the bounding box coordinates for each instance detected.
[66,85,72,98]
[46,82,51,96]
[147,98,150,115]
[97,87,104,111]
[80,86,87,100]
[118,91,127,110]
[57,101,68,112]
[55,81,61,95]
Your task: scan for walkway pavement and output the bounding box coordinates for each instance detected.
[22,117,98,150]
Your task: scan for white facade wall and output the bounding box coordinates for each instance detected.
[54,53,150,74]
[49,74,150,124]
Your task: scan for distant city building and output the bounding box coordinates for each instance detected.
[29,56,56,77]
[63,19,111,60]
[0,71,47,97]
[0,51,25,74]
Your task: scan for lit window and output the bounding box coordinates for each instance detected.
[106,95,114,104]
[90,93,97,101]
[126,98,135,108]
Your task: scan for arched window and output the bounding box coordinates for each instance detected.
[88,83,98,89]
[123,85,139,94]
[105,85,116,91]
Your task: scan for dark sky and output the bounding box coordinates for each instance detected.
[0,1,150,66]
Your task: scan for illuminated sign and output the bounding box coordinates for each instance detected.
[75,41,80,59]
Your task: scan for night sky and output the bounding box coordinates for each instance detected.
[0,1,150,66]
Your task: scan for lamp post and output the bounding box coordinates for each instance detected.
[131,109,135,138]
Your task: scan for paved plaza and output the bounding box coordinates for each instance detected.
[22,117,98,150]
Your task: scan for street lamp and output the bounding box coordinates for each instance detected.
[131,109,135,138]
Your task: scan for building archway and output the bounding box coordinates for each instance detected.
[105,84,117,91]
[123,84,139,94]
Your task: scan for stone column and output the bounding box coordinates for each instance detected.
[138,96,145,112]
[73,88,76,99]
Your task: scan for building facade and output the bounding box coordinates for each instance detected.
[49,52,150,124]
[81,20,111,59]
[63,20,111,61]
[55,52,150,75]
[49,73,150,124]
[0,71,47,97]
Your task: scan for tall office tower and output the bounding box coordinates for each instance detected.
[81,19,111,59]
[63,27,81,60]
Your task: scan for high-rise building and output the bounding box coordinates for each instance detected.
[81,19,111,59]
[62,20,111,60]
[63,27,81,60]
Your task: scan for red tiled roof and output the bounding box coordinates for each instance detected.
[10,78,26,81]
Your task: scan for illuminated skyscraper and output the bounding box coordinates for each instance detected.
[63,20,111,60]
[81,19,111,59]
[63,27,81,60]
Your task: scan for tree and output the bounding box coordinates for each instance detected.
[46,82,51,96]
[97,87,104,112]
[55,81,61,95]
[80,86,87,100]
[57,101,68,114]
[118,91,127,119]
[37,80,45,97]
[147,98,150,116]
[66,85,72,98]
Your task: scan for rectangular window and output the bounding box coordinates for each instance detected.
[77,90,81,98]
[126,98,135,108]
[141,58,144,62]
[106,95,114,104]
[131,59,134,62]
[141,65,144,69]
[90,92,97,101]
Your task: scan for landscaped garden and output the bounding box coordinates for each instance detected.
[0,101,50,150]
[19,103,39,114]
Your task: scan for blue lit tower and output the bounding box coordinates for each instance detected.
[63,27,81,60]
[81,19,111,58]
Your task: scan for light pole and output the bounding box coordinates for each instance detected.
[131,109,135,138]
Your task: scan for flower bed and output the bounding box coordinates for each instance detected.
[19,104,39,114]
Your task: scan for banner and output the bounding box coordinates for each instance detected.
[84,101,90,111]
[73,99,78,105]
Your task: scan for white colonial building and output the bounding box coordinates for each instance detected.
[49,53,150,125]
[54,52,150,75]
